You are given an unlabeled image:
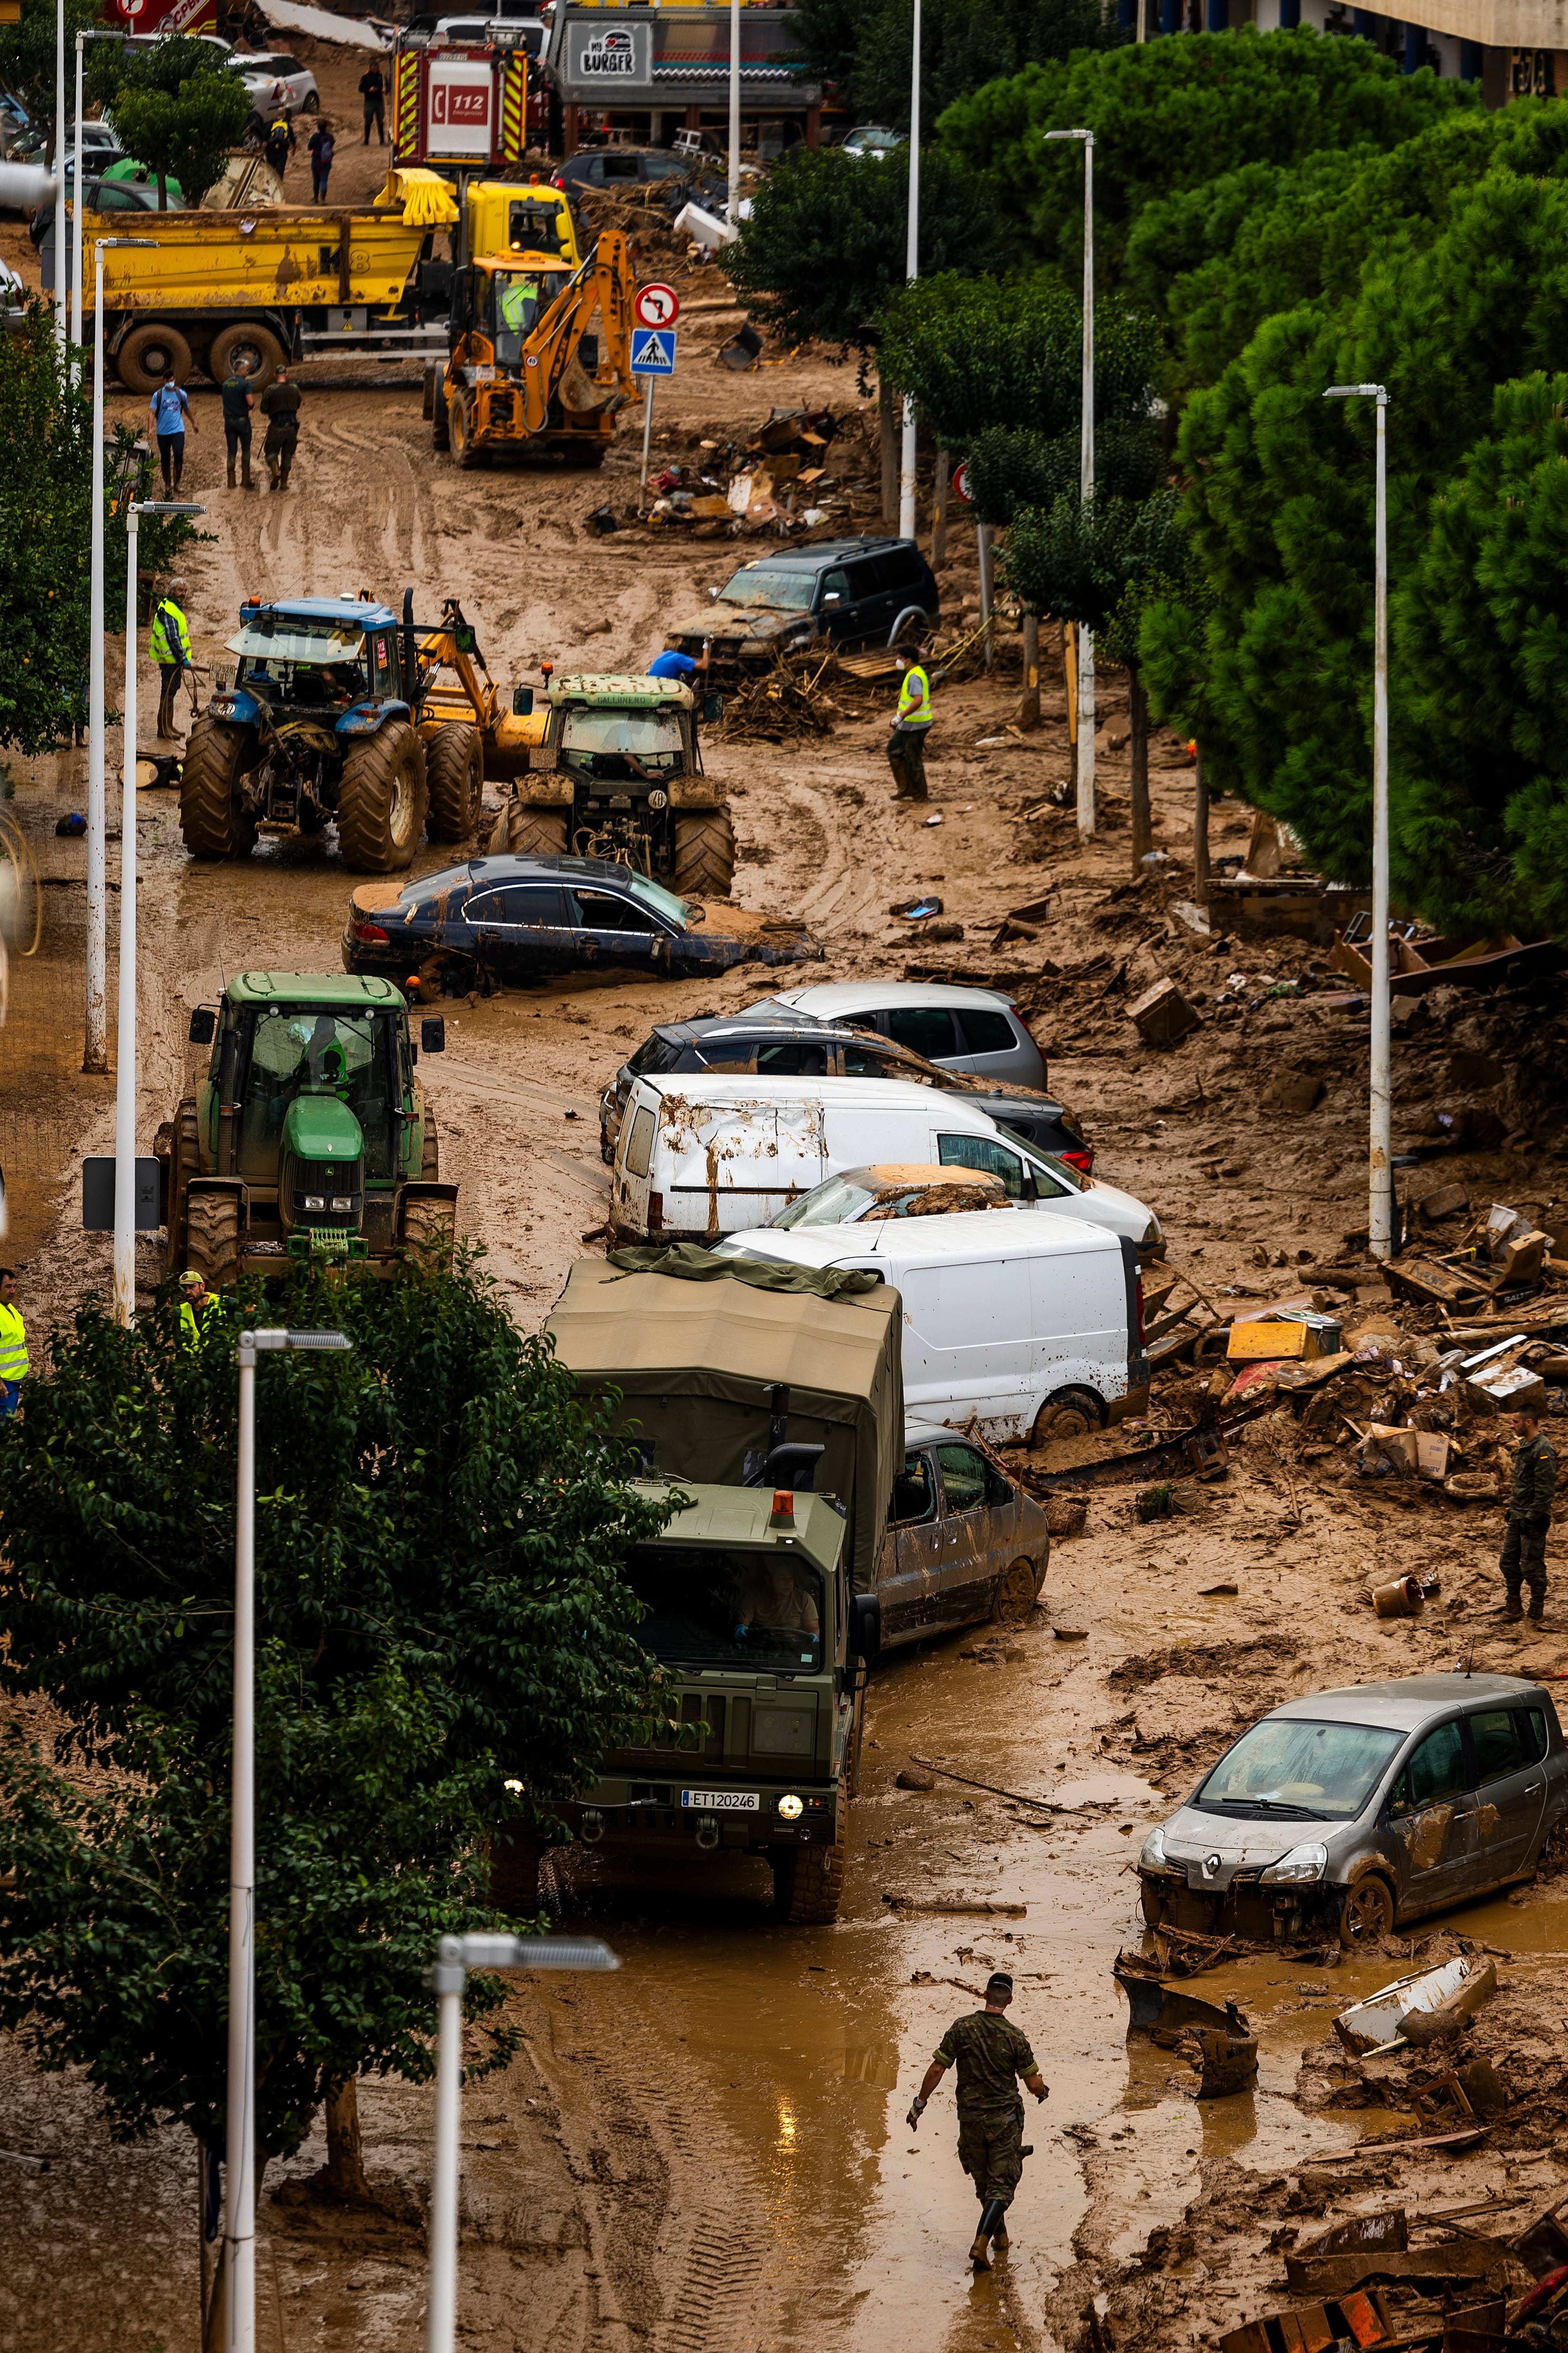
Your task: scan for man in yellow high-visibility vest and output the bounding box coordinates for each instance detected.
[0,1266,29,1419]
[889,650,934,802]
[150,577,194,743]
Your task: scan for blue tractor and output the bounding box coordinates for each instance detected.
[180,594,483,872]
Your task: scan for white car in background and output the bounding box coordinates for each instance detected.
[754,980,1047,1091]
[226,52,320,116]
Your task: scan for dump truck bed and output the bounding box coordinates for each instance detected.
[81,205,430,318]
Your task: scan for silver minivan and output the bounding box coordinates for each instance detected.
[756,982,1046,1091]
[1137,1674,1568,1949]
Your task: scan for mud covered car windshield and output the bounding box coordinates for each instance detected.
[716,566,815,611]
[559,707,686,776]
[773,1173,878,1229]
[1195,1717,1405,1822]
[625,1543,823,1673]
[228,620,370,706]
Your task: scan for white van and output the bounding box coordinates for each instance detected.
[714,1214,1149,1443]
[610,1073,1161,1251]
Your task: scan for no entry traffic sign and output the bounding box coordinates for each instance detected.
[634,282,680,330]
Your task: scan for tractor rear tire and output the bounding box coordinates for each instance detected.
[495,799,569,858]
[672,809,736,900]
[450,392,483,470]
[432,375,450,453]
[185,1188,241,1291]
[337,721,428,873]
[426,723,484,841]
[403,1192,455,1267]
[771,1772,847,1925]
[180,717,258,861]
[490,1830,544,1914]
[420,1103,439,1182]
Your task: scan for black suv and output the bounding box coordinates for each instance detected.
[664,537,941,680]
[598,1012,1088,1167]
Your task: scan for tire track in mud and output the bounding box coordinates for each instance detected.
[768,771,885,945]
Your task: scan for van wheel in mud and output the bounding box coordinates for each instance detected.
[1339,1872,1395,1949]
[990,1559,1038,1627]
[337,719,428,872]
[185,1188,241,1290]
[489,1828,543,1914]
[1535,1816,1568,1881]
[771,1774,847,1925]
[180,717,258,860]
[494,799,569,858]
[426,722,484,840]
[1030,1387,1105,1446]
[673,809,736,900]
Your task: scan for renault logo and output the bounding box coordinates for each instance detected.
[1203,1852,1223,1880]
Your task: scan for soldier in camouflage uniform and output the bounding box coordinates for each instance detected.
[906,1971,1048,2269]
[1501,1405,1557,1623]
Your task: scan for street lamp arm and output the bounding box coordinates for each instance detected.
[1043,126,1095,144]
[1323,383,1387,401]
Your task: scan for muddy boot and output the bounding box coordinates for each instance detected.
[241,448,256,492]
[1530,1593,1545,1622]
[279,455,292,491]
[971,2197,1006,2268]
[226,454,236,489]
[968,2228,992,2271]
[267,456,280,490]
[1504,1594,1525,1622]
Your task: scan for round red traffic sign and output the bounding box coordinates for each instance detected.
[951,460,972,505]
[634,282,680,330]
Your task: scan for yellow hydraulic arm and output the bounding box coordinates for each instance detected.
[515,228,635,435]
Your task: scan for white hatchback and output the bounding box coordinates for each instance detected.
[226,52,320,116]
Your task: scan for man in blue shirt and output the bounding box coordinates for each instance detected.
[148,371,199,492]
[648,643,710,686]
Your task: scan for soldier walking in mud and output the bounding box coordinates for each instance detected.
[1501,1403,1556,1622]
[906,1971,1047,2270]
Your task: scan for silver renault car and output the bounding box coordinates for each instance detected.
[1136,1674,1568,1948]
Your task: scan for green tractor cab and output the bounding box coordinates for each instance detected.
[181,593,485,874]
[156,971,457,1287]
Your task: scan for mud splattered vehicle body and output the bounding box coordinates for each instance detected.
[1136,1674,1568,1950]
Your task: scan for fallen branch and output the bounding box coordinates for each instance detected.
[883,1894,1027,1918]
[909,1751,1072,1812]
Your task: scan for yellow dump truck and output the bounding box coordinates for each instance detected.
[78,168,579,394]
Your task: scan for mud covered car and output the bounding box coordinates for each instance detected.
[342,852,822,991]
[663,538,940,682]
[1137,1674,1568,1949]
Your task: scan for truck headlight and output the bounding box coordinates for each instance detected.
[1259,1843,1327,1884]
[1138,1825,1166,1870]
[304,1194,325,1211]
[778,1794,803,1820]
[331,1195,353,1211]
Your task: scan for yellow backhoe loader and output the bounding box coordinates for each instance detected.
[427,227,635,468]
[401,596,545,829]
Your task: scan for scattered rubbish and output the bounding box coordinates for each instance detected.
[906,1753,1076,1814]
[1171,900,1211,936]
[1136,1480,1176,1521]
[1116,1955,1255,2101]
[1415,2053,1509,2125]
[1371,1573,1425,1618]
[1219,2288,1395,2353]
[54,812,85,836]
[1334,1956,1495,2056]
[1417,1182,1470,1224]
[1173,2018,1259,2099]
[1332,924,1559,997]
[1299,2210,1407,2259]
[1286,2240,1500,2300]
[585,504,619,536]
[1512,2202,1568,2279]
[720,321,763,370]
[924,813,943,827]
[891,895,942,919]
[882,1893,1027,1917]
[1447,1472,1501,1500]
[1228,1317,1332,1364]
[135,753,181,789]
[1128,976,1202,1049]
[1053,1625,1089,1641]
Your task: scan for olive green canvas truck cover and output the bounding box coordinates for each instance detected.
[544,1246,905,1595]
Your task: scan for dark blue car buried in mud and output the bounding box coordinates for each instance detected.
[342,853,824,996]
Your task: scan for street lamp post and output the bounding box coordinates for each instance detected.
[424,1934,620,2353]
[53,0,66,354]
[114,497,203,1325]
[1324,381,1392,1260]
[71,31,84,356]
[727,0,741,227]
[227,1328,354,2353]
[1044,126,1096,843]
[87,235,158,1079]
[896,0,922,544]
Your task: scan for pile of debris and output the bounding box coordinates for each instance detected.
[709,647,838,746]
[645,405,867,538]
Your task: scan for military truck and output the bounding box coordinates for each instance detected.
[489,673,735,899]
[188,594,483,872]
[535,1250,903,1922]
[157,972,457,1287]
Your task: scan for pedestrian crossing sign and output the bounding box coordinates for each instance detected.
[631,327,678,378]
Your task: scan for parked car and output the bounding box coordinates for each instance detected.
[1136,1673,1568,1950]
[881,1422,1050,1644]
[342,854,822,989]
[716,1210,1149,1444]
[840,124,905,158]
[31,173,157,247]
[608,1072,1160,1251]
[226,51,319,114]
[597,1011,1090,1169]
[759,980,1046,1091]
[550,147,694,194]
[663,538,940,682]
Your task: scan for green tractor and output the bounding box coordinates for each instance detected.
[157,972,458,1288]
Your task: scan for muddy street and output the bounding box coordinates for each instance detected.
[4,303,1568,2353]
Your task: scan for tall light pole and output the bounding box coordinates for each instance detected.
[114,496,203,1325]
[425,1934,620,2353]
[896,0,922,543]
[53,0,66,354]
[71,30,84,356]
[227,1328,354,2353]
[87,235,158,1078]
[1324,381,1392,1259]
[1044,126,1095,842]
[727,0,741,225]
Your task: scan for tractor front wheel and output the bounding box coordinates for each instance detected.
[672,809,736,900]
[337,721,428,873]
[426,723,484,841]
[180,718,258,861]
[185,1188,241,1290]
[420,1103,439,1182]
[165,1096,203,1278]
[402,1192,455,1266]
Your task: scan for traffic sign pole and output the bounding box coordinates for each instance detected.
[630,324,678,502]
[641,373,656,496]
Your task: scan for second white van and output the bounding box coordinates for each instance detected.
[609,1073,1161,1252]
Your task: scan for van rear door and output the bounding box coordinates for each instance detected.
[662,1096,826,1238]
[613,1082,659,1238]
[892,1251,1033,1436]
